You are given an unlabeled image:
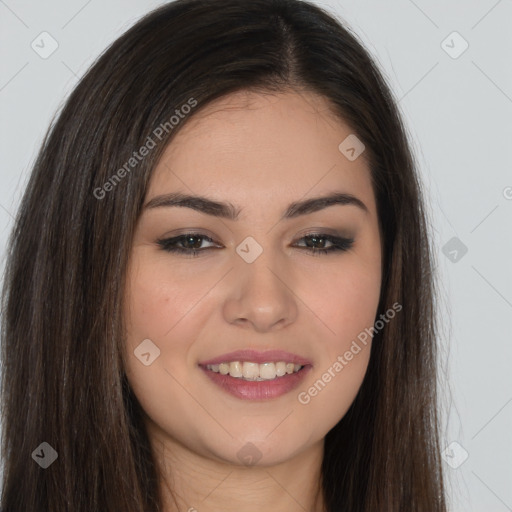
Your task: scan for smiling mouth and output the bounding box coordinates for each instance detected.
[203,361,305,381]
[199,362,312,400]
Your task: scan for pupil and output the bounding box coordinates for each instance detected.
[185,236,201,249]
[306,236,324,248]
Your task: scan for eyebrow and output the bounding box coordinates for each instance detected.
[144,191,368,220]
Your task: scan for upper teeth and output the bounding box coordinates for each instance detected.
[206,361,303,381]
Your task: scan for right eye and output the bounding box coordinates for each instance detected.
[156,233,221,257]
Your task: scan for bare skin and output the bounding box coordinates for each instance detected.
[123,89,382,512]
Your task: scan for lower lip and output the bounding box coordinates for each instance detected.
[199,365,312,400]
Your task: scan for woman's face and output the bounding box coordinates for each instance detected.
[123,90,382,466]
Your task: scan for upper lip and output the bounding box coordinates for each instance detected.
[199,349,312,366]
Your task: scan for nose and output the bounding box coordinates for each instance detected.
[222,246,299,333]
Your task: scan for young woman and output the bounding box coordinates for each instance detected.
[0,0,447,510]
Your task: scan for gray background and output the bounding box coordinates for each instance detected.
[1,1,511,510]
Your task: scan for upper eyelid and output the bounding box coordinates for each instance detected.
[158,232,352,247]
[163,231,347,240]
[160,225,351,240]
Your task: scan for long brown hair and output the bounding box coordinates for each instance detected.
[0,0,446,510]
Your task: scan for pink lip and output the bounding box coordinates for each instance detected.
[200,364,312,401]
[198,349,312,366]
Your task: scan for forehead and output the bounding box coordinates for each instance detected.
[147,89,376,219]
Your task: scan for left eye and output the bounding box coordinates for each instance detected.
[156,233,354,257]
[294,233,354,255]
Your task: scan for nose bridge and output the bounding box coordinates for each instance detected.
[223,236,298,331]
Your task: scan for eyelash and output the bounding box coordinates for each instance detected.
[156,232,354,258]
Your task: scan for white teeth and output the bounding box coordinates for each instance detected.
[275,362,287,376]
[259,362,276,380]
[242,362,259,380]
[229,361,243,378]
[205,361,305,380]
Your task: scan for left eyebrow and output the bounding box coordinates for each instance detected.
[143,191,369,221]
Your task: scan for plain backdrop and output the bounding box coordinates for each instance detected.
[0,1,511,510]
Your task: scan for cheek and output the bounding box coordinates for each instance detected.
[122,255,197,399]
[296,347,371,442]
[122,256,208,438]
[124,254,206,343]
[294,255,380,432]
[305,254,381,349]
